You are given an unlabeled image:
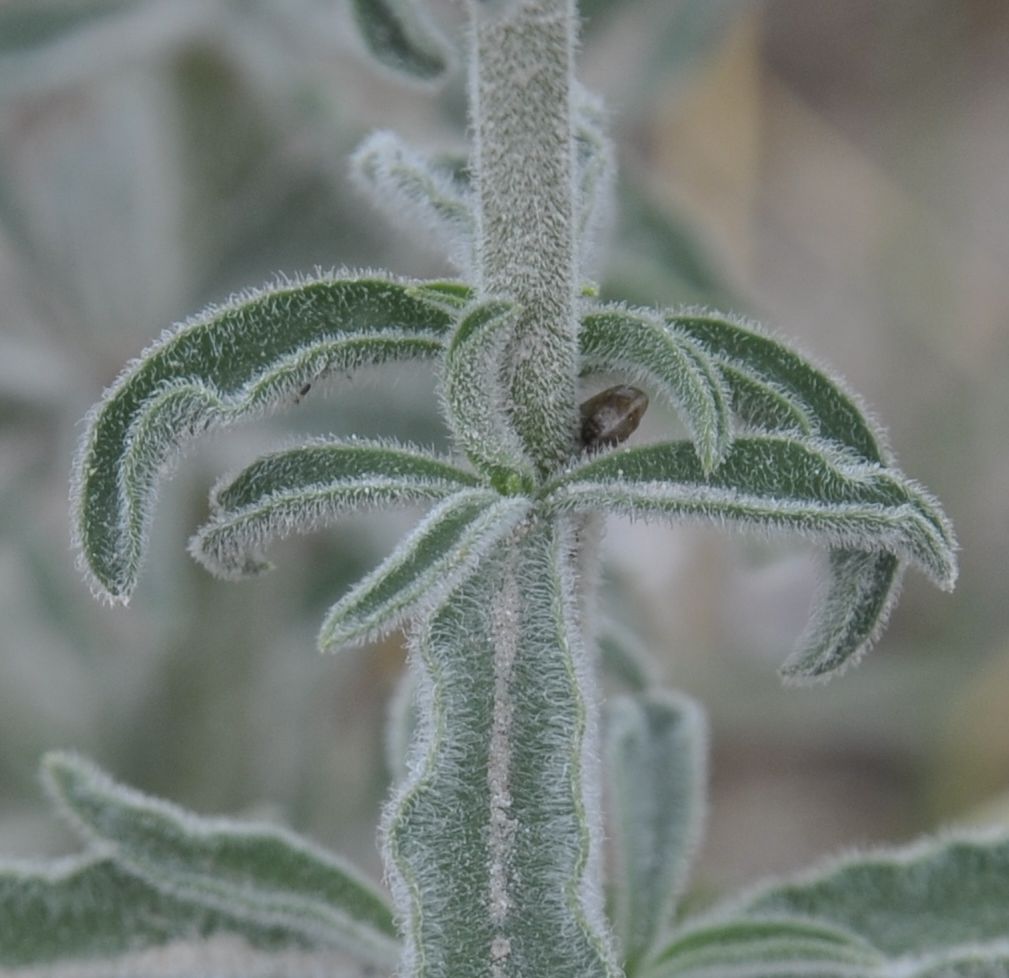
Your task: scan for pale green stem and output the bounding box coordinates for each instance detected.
[382,518,617,978]
[469,0,580,473]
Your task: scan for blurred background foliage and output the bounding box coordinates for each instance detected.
[1,0,1006,899]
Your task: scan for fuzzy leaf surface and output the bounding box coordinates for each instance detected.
[349,0,452,81]
[191,439,479,578]
[545,438,956,590]
[606,692,707,975]
[580,308,731,474]
[42,752,399,967]
[319,489,532,651]
[72,274,454,602]
[781,549,904,682]
[648,833,1009,978]
[671,311,885,462]
[442,300,535,488]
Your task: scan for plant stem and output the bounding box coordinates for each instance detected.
[382,518,616,978]
[470,0,580,474]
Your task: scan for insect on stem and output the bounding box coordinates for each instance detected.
[579,385,648,452]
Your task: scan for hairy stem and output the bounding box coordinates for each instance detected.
[469,0,580,473]
[382,518,616,978]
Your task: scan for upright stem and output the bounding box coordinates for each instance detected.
[382,519,617,978]
[379,8,616,978]
[470,0,580,474]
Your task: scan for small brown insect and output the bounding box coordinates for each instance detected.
[294,381,312,404]
[579,385,648,451]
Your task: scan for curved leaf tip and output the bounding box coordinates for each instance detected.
[70,273,456,604]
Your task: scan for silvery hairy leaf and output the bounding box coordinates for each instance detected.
[71,273,455,603]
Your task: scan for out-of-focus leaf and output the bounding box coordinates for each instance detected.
[0,853,316,967]
[352,130,475,273]
[0,0,210,100]
[603,181,736,309]
[43,752,400,967]
[349,0,453,82]
[597,618,659,692]
[606,691,707,975]
[648,833,1009,978]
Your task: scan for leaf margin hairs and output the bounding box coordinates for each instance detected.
[647,828,1009,977]
[190,436,480,579]
[41,750,400,967]
[579,304,732,475]
[318,488,533,652]
[351,129,475,273]
[543,437,957,591]
[70,271,456,605]
[442,298,536,490]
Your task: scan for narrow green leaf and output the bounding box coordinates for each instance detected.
[42,752,400,967]
[442,300,536,489]
[780,550,904,683]
[652,833,1009,978]
[0,852,326,967]
[545,438,957,590]
[319,489,532,651]
[352,131,475,272]
[606,692,707,975]
[671,311,885,463]
[407,279,473,312]
[669,310,956,681]
[716,361,816,437]
[71,273,454,603]
[580,307,732,473]
[350,0,452,81]
[191,438,479,578]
